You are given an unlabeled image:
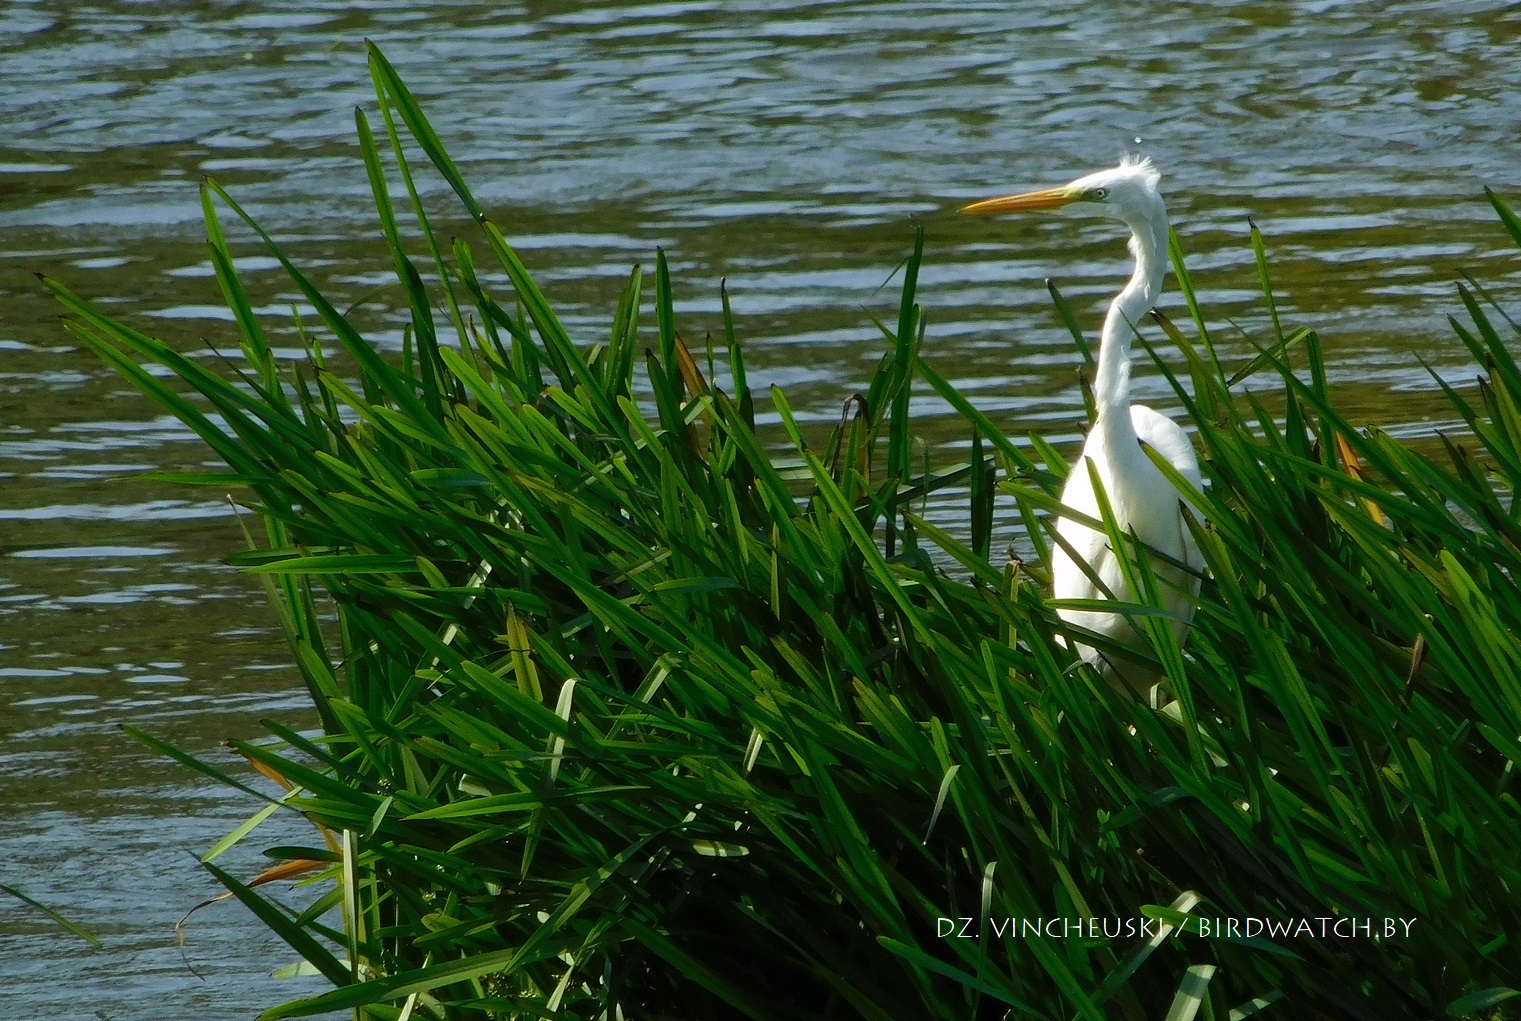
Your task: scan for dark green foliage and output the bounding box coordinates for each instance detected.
[49,44,1521,1021]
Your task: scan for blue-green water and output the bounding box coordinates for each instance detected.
[3,1,1520,1015]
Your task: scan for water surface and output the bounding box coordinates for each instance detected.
[4,2,1520,1016]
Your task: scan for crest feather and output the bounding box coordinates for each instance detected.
[1119,154,1161,189]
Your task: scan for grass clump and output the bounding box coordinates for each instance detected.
[47,44,1521,1021]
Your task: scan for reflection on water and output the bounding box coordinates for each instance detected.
[3,1,1520,1015]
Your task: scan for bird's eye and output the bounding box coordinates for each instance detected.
[1093,187,1109,200]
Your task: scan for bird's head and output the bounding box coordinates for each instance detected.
[962,156,1163,225]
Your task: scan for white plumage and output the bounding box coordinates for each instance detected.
[964,158,1204,692]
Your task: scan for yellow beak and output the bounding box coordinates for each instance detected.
[961,186,1077,216]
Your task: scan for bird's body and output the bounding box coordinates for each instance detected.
[1050,402,1202,690]
[964,158,1203,692]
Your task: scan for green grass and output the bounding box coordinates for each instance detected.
[46,43,1521,1021]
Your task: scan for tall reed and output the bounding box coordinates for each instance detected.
[47,44,1521,1021]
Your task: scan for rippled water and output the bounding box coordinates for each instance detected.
[4,1,1521,1015]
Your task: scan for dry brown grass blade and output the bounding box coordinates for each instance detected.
[228,741,341,854]
[1335,431,1388,526]
[231,741,295,790]
[671,331,709,399]
[672,332,715,433]
[175,857,331,977]
[250,858,331,887]
[1405,632,1428,697]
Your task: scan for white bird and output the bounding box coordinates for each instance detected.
[962,157,1204,693]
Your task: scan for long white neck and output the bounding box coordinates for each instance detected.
[1094,199,1169,452]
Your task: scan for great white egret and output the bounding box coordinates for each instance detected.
[962,157,1203,692]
